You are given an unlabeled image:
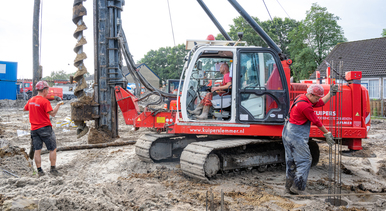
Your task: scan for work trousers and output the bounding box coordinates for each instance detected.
[282,121,312,191]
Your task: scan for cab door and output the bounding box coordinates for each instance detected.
[236,48,289,124]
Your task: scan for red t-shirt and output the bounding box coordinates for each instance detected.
[289,94,325,127]
[24,96,53,130]
[222,73,232,86]
[219,73,232,96]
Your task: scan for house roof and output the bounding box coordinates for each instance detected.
[84,64,160,81]
[310,37,386,79]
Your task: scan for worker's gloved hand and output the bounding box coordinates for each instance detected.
[330,84,339,96]
[323,132,334,146]
[54,96,64,105]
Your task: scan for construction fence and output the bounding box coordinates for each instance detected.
[362,83,385,117]
[370,100,386,117]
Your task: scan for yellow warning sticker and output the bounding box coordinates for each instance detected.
[157,117,165,123]
[137,118,141,121]
[355,112,360,116]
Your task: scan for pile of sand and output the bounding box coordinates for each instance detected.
[0,99,27,109]
[0,139,34,179]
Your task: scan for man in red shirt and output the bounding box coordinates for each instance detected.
[24,81,63,177]
[282,84,335,195]
[188,63,232,120]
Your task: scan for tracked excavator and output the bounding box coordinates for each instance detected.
[70,0,371,180]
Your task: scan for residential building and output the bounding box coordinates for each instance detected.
[311,37,386,100]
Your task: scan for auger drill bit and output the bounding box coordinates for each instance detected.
[72,0,88,98]
[71,0,89,138]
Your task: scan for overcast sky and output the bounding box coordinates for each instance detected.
[0,0,385,79]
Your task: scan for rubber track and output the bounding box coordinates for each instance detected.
[180,138,274,180]
[135,133,177,162]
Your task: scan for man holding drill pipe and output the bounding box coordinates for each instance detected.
[24,81,63,177]
[282,84,337,195]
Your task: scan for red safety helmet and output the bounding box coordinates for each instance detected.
[206,34,215,41]
[307,84,324,97]
[36,81,50,91]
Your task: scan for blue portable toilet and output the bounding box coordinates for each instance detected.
[0,61,18,100]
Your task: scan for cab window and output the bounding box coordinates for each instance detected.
[237,51,287,123]
[239,52,283,90]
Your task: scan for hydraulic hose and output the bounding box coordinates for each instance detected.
[118,29,178,99]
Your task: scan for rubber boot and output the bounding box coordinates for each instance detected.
[290,184,310,196]
[188,103,204,115]
[195,105,210,120]
[284,179,294,195]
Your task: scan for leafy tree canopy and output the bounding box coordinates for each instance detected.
[382,28,386,37]
[43,70,90,86]
[288,3,347,81]
[43,70,72,81]
[139,44,188,82]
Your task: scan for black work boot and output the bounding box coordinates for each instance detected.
[50,167,63,177]
[38,170,45,177]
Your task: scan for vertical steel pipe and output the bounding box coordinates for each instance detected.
[32,0,41,96]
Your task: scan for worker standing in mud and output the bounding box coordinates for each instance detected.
[282,84,337,195]
[23,81,63,177]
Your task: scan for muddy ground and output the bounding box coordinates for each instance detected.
[0,99,385,211]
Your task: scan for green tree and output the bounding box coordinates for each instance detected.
[382,28,386,37]
[43,70,72,82]
[139,44,188,83]
[216,16,298,59]
[288,3,347,81]
[43,70,90,86]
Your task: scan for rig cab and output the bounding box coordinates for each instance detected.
[179,41,290,125]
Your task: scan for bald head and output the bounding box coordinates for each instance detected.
[220,63,229,74]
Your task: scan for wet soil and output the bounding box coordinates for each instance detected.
[88,127,114,144]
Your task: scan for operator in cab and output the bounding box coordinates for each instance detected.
[188,63,232,120]
[282,84,336,195]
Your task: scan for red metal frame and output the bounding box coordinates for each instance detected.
[114,70,369,151]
